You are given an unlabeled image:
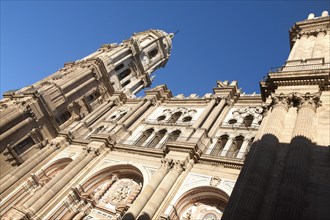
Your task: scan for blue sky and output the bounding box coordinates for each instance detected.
[1,1,329,97]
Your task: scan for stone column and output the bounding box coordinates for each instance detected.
[293,34,308,60]
[141,131,156,147]
[220,137,234,157]
[84,100,116,125]
[0,143,62,195]
[275,92,321,220]
[0,108,25,129]
[24,149,97,216]
[0,117,33,142]
[192,99,216,129]
[222,93,290,220]
[155,133,170,149]
[236,138,251,159]
[61,68,93,91]
[287,37,300,61]
[122,159,172,220]
[312,31,326,58]
[137,160,183,220]
[201,98,227,132]
[117,100,145,124]
[72,211,87,220]
[123,100,153,129]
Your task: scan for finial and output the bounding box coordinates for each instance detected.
[307,13,315,20]
[169,30,180,39]
[321,11,329,17]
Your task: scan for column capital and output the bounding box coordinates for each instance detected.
[82,146,100,156]
[271,93,291,111]
[293,92,322,112]
[172,160,184,173]
[160,158,173,170]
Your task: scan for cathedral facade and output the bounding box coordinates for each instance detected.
[0,12,329,220]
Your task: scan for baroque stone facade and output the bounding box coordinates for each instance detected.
[0,12,329,220]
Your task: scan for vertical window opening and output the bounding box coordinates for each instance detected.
[55,111,71,126]
[244,115,254,127]
[135,129,154,146]
[121,80,131,87]
[147,129,167,148]
[13,137,35,156]
[168,130,181,142]
[118,68,131,81]
[148,48,158,59]
[211,135,229,156]
[168,112,182,124]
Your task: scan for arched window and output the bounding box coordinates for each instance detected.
[13,137,35,156]
[118,68,131,80]
[55,111,71,126]
[147,129,167,148]
[94,125,105,134]
[182,116,192,122]
[210,135,229,156]
[121,79,131,87]
[168,130,181,142]
[157,115,166,121]
[115,63,124,72]
[168,112,182,124]
[228,119,237,125]
[148,48,158,59]
[135,129,154,146]
[86,91,100,103]
[228,135,244,157]
[244,115,254,127]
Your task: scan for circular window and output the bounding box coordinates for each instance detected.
[157,115,166,121]
[228,119,237,124]
[182,116,192,122]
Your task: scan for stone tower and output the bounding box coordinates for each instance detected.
[223,11,330,220]
[0,29,173,175]
[0,12,329,220]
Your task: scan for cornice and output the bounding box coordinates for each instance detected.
[113,143,165,158]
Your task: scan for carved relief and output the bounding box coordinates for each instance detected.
[271,93,291,110]
[100,178,142,209]
[293,92,322,111]
[271,92,322,112]
[107,107,131,122]
[181,203,223,220]
[209,177,221,187]
[225,106,264,126]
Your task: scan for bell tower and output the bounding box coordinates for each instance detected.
[81,29,174,97]
[0,30,173,173]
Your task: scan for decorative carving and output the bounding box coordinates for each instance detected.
[160,158,173,170]
[107,107,131,122]
[173,160,184,173]
[271,93,291,110]
[181,203,222,220]
[226,106,264,126]
[100,178,141,209]
[294,92,322,111]
[270,92,322,112]
[209,177,221,187]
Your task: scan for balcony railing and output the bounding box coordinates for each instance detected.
[143,119,195,127]
[221,122,260,130]
[269,62,330,73]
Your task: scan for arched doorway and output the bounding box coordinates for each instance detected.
[57,164,144,220]
[168,186,229,220]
